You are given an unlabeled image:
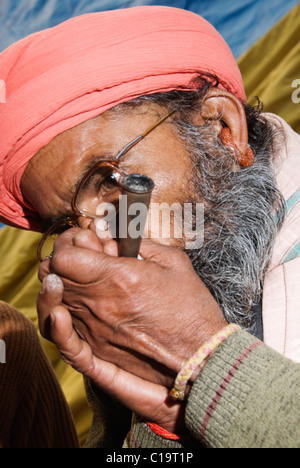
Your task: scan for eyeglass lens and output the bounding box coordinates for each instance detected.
[75,165,123,218]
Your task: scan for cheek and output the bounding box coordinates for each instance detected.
[22,159,75,220]
[145,203,186,249]
[149,160,192,205]
[143,167,191,249]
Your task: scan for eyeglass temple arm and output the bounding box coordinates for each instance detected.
[115,109,176,161]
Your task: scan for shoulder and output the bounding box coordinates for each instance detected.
[0,301,40,370]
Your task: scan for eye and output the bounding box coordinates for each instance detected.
[101,171,121,191]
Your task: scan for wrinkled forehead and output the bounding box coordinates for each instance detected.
[23,102,172,183]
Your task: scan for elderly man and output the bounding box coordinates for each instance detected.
[1,7,300,448]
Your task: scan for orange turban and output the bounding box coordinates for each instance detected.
[0,6,246,231]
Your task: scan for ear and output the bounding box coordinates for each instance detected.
[198,88,248,156]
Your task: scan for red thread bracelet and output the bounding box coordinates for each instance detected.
[145,422,181,441]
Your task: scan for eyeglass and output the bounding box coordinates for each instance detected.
[37,109,176,261]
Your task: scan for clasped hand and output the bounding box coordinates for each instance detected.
[37,228,226,432]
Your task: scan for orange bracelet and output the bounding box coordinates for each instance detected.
[169,323,241,401]
[145,421,181,441]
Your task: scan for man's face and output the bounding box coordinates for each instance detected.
[21,103,194,248]
[21,96,281,331]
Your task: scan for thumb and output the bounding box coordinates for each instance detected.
[37,274,64,340]
[139,238,185,269]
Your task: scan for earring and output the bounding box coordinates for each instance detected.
[221,127,255,167]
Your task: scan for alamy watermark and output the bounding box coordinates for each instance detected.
[95,197,205,250]
[0,340,6,363]
[291,79,300,104]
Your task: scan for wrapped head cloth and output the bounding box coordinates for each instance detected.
[0,6,246,231]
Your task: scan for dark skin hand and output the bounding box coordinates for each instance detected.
[38,228,227,433]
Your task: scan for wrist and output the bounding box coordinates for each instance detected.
[170,323,241,401]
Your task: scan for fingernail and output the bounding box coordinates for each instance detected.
[41,274,64,293]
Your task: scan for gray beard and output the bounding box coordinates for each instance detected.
[182,123,285,331]
[116,95,285,331]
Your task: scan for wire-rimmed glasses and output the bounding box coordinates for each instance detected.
[37,109,176,261]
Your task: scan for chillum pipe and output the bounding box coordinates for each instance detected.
[119,174,154,258]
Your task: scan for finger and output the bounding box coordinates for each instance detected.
[51,306,182,429]
[50,305,97,377]
[38,258,51,282]
[93,218,114,241]
[139,238,194,274]
[50,236,121,283]
[89,218,118,256]
[80,349,181,431]
[139,238,182,268]
[120,326,185,375]
[73,228,119,257]
[37,274,64,339]
[102,239,119,257]
[73,229,105,252]
[54,227,82,247]
[94,361,171,417]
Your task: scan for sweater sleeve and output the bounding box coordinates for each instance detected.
[0,301,79,448]
[185,329,300,448]
[126,330,300,448]
[82,328,300,448]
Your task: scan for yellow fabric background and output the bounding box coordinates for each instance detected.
[0,3,299,446]
[0,227,92,446]
[238,3,300,133]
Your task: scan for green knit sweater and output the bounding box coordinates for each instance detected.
[85,330,300,448]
